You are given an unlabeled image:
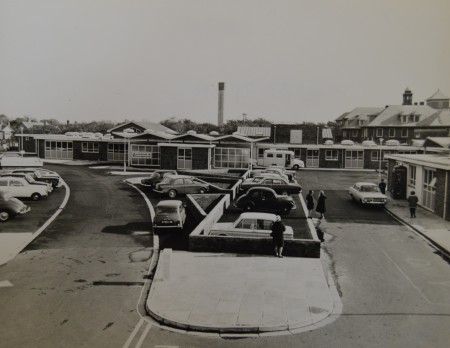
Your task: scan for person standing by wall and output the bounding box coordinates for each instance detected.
[306,190,314,218]
[316,190,327,219]
[271,215,285,258]
[378,178,386,194]
[407,191,419,218]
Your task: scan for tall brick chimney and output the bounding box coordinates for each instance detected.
[218,82,225,126]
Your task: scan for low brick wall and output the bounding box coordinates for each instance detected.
[189,236,320,258]
[188,194,231,236]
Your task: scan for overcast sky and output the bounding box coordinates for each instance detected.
[1,0,449,125]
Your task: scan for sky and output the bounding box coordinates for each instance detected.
[1,0,450,125]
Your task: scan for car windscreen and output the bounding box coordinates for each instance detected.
[361,186,379,192]
[156,207,178,214]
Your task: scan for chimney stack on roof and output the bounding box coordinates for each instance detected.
[218,82,225,126]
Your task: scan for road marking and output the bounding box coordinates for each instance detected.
[122,317,144,348]
[0,280,13,288]
[135,322,151,348]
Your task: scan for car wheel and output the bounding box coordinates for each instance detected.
[31,193,41,201]
[293,165,299,170]
[168,189,177,198]
[0,210,11,222]
[198,188,206,194]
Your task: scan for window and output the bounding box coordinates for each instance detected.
[389,129,395,137]
[130,144,160,166]
[82,142,99,153]
[325,150,338,161]
[342,130,347,137]
[258,148,265,159]
[267,153,273,158]
[362,128,368,137]
[408,165,416,187]
[376,128,383,137]
[401,128,408,137]
[214,147,250,169]
[401,115,407,123]
[414,115,420,122]
[276,154,282,158]
[352,129,358,137]
[371,151,379,161]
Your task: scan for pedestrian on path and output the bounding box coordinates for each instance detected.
[378,178,386,194]
[407,191,419,218]
[316,190,327,219]
[271,215,285,258]
[306,190,314,218]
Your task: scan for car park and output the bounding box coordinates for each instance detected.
[240,176,301,195]
[153,200,186,233]
[154,175,209,198]
[349,182,388,206]
[0,177,48,200]
[10,168,61,188]
[0,191,31,222]
[141,170,177,189]
[235,187,296,214]
[210,212,294,239]
[1,173,53,193]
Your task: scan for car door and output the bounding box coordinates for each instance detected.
[271,179,285,193]
[10,179,27,197]
[255,218,272,238]
[249,190,263,209]
[261,190,277,210]
[182,178,195,194]
[234,218,257,237]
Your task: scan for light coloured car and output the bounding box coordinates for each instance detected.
[0,173,53,193]
[11,168,61,188]
[153,200,186,232]
[210,212,294,239]
[0,191,31,222]
[267,166,297,180]
[154,175,209,198]
[0,177,49,201]
[349,182,388,205]
[250,171,289,182]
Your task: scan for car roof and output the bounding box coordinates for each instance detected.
[355,182,377,186]
[246,186,277,193]
[165,175,193,179]
[239,212,277,220]
[156,200,183,207]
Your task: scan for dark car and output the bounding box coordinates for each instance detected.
[240,177,301,195]
[154,175,209,198]
[10,168,61,188]
[0,191,31,222]
[153,200,186,233]
[140,170,177,189]
[235,187,296,214]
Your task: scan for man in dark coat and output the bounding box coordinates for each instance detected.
[271,215,285,258]
[306,190,314,218]
[407,191,419,218]
[378,179,386,194]
[315,190,327,219]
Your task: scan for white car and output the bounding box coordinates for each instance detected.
[349,182,388,206]
[210,212,294,239]
[0,177,49,201]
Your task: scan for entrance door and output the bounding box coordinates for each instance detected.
[422,168,436,211]
[345,150,364,169]
[177,148,192,170]
[306,149,319,168]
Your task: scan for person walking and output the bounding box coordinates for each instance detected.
[407,191,419,218]
[305,190,314,218]
[378,178,386,194]
[271,215,285,258]
[316,190,327,219]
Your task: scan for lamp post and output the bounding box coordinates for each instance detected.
[20,126,24,153]
[122,128,135,172]
[316,126,320,145]
[378,138,384,180]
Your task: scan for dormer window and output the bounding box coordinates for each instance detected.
[401,115,407,123]
[414,115,420,122]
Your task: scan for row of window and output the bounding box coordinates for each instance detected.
[345,128,409,138]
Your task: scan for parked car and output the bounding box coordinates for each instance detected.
[153,200,187,233]
[141,170,177,189]
[240,176,301,195]
[210,212,294,239]
[250,170,289,182]
[10,168,61,188]
[0,191,31,222]
[0,173,53,193]
[252,167,294,181]
[267,166,297,180]
[0,177,49,200]
[235,187,296,214]
[154,175,209,198]
[349,182,388,206]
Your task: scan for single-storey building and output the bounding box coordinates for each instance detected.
[386,153,450,220]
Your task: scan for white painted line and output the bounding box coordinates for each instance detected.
[122,317,144,348]
[0,280,13,288]
[134,322,151,348]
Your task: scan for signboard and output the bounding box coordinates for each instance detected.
[132,152,152,159]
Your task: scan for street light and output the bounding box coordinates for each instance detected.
[20,126,23,153]
[378,138,384,180]
[122,128,135,172]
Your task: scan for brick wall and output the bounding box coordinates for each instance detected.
[73,141,102,161]
[192,148,209,170]
[160,147,177,169]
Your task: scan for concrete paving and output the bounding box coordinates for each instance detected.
[146,250,341,334]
